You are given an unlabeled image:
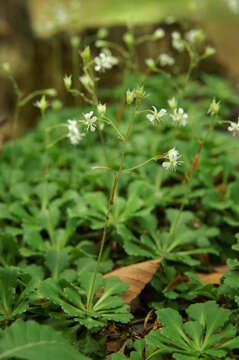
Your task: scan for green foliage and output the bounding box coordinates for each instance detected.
[40,272,132,329]
[122,209,218,265]
[1,23,239,359]
[145,301,239,359]
[0,320,88,359]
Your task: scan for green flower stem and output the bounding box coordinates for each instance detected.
[102,116,125,141]
[42,126,49,211]
[7,71,21,184]
[123,154,163,172]
[19,89,55,107]
[52,35,63,95]
[72,43,80,106]
[47,134,67,149]
[87,105,138,310]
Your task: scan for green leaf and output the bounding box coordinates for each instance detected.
[0,320,88,360]
[40,272,132,330]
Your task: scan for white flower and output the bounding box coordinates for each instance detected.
[168,97,177,110]
[153,28,165,40]
[159,54,175,67]
[162,147,183,171]
[97,103,106,116]
[172,32,184,52]
[82,111,97,132]
[228,120,239,136]
[170,107,188,126]
[67,119,84,145]
[147,106,167,125]
[94,50,118,72]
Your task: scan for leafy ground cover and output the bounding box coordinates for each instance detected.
[1,25,239,359]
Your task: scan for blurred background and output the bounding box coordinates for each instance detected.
[0,0,239,145]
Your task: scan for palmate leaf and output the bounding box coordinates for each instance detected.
[145,301,239,359]
[0,267,34,321]
[0,320,88,360]
[123,209,217,265]
[40,272,132,329]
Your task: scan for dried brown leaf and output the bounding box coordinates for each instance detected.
[197,265,229,285]
[104,258,162,303]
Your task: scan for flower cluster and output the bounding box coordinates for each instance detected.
[147,99,188,127]
[94,50,118,72]
[162,148,183,171]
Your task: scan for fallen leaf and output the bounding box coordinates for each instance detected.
[104,258,162,303]
[103,260,229,304]
[197,265,229,285]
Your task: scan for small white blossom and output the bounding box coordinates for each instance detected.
[162,147,182,171]
[153,28,165,40]
[94,50,118,72]
[228,119,239,136]
[82,111,97,132]
[97,103,106,116]
[168,97,178,110]
[170,107,188,126]
[172,32,184,52]
[159,54,175,67]
[67,119,84,145]
[147,106,167,125]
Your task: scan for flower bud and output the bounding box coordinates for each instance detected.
[145,58,157,71]
[35,95,48,113]
[81,46,91,63]
[71,36,80,48]
[126,89,136,105]
[95,40,108,48]
[97,103,106,116]
[51,99,62,111]
[2,62,11,74]
[208,99,220,116]
[135,86,145,103]
[168,97,177,110]
[204,46,216,58]
[64,75,72,90]
[123,32,134,47]
[97,28,108,39]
